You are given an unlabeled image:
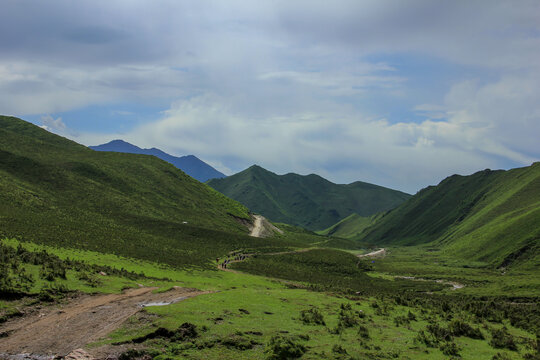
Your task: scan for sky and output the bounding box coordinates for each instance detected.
[1,0,539,193]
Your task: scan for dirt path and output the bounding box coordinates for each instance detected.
[357,248,386,258]
[249,215,264,237]
[394,276,465,290]
[0,287,209,357]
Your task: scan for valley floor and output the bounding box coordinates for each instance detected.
[0,240,538,360]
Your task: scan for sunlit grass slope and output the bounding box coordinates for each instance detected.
[317,213,378,239]
[207,165,411,230]
[357,164,540,268]
[0,116,299,269]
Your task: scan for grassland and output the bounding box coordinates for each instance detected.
[0,116,330,269]
[317,213,378,239]
[352,164,540,269]
[2,238,538,360]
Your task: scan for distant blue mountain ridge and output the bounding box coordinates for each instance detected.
[89,140,226,182]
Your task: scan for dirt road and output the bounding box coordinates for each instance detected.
[250,215,264,237]
[357,248,386,258]
[0,287,209,357]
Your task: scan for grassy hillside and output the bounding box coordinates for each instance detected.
[356,164,540,268]
[0,116,308,269]
[207,165,411,230]
[317,213,379,238]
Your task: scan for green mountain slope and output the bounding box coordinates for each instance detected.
[0,116,297,269]
[207,165,411,230]
[317,213,377,238]
[356,164,540,268]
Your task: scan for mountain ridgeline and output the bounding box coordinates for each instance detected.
[90,140,225,182]
[207,165,411,230]
[354,164,540,268]
[0,116,298,269]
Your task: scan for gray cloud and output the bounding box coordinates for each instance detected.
[1,0,539,192]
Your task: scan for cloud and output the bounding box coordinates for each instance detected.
[2,1,539,192]
[40,115,67,133]
[79,90,529,193]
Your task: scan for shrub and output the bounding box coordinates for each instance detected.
[415,330,437,348]
[492,352,512,360]
[426,323,453,342]
[221,334,257,350]
[490,327,517,351]
[440,341,460,356]
[299,307,325,325]
[338,303,358,328]
[332,344,347,354]
[448,319,484,339]
[393,315,410,327]
[265,334,307,359]
[358,325,370,339]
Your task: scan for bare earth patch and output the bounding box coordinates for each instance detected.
[0,287,210,358]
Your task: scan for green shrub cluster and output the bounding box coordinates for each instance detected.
[299,306,325,325]
[265,334,307,359]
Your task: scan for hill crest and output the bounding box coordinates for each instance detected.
[207,165,411,230]
[90,140,225,182]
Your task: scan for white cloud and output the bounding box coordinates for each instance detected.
[80,93,517,193]
[40,115,67,133]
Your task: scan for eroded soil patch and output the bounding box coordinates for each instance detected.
[0,287,209,358]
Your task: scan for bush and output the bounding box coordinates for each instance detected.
[448,319,484,339]
[332,344,347,354]
[393,315,410,327]
[132,322,198,344]
[426,323,453,342]
[490,327,517,351]
[338,303,358,328]
[358,325,370,339]
[440,341,460,356]
[38,283,68,302]
[299,307,325,325]
[265,334,307,359]
[221,334,257,350]
[492,352,512,360]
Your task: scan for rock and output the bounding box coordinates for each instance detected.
[64,349,94,360]
[99,272,107,276]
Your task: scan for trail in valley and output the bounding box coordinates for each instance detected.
[357,248,386,258]
[0,287,210,358]
[394,276,465,290]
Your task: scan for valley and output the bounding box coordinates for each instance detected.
[0,116,539,359]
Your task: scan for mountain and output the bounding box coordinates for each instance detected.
[90,140,225,182]
[356,164,540,268]
[0,116,296,269]
[207,165,411,230]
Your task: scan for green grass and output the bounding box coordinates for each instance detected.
[101,284,536,359]
[356,164,540,268]
[317,213,378,238]
[207,165,410,231]
[0,116,328,269]
[231,248,447,295]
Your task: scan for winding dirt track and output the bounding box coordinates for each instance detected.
[0,287,209,357]
[357,248,386,258]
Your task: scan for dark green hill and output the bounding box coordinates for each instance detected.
[0,116,299,269]
[356,164,540,268]
[207,165,411,230]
